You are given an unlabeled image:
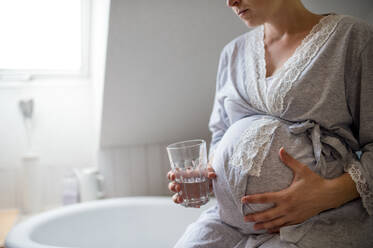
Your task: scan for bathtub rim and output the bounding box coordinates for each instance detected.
[6,196,211,248]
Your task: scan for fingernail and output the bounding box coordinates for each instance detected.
[282,148,288,155]
[208,172,216,179]
[280,148,287,159]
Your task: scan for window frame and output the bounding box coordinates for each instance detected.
[0,0,91,82]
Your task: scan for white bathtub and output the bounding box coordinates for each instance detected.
[6,197,216,248]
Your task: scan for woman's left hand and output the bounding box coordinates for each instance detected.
[241,147,334,233]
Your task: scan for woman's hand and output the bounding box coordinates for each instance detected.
[241,147,342,233]
[167,160,217,206]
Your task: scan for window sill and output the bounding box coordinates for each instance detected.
[0,76,91,89]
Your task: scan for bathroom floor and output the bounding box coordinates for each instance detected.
[0,209,19,248]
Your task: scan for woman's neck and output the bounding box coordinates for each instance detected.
[263,2,323,42]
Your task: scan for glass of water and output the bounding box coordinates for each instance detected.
[167,139,209,207]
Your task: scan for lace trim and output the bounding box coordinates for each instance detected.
[245,29,268,113]
[272,15,343,115]
[229,117,280,177]
[346,161,373,215]
[245,15,344,115]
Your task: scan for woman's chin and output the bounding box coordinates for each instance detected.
[241,18,262,28]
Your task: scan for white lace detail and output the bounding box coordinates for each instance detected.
[229,117,280,177]
[346,160,373,215]
[245,15,344,115]
[245,28,268,113]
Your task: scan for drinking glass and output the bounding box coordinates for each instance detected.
[167,139,209,207]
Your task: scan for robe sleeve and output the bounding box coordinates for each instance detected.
[208,49,230,160]
[345,37,373,215]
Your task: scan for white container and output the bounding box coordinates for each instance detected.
[62,173,79,205]
[73,167,104,202]
[21,153,43,214]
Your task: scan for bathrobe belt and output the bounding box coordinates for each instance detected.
[288,120,350,177]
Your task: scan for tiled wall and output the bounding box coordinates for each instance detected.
[98,143,172,198]
[0,165,78,211]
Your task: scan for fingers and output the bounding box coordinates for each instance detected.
[168,165,216,198]
[168,171,182,205]
[209,179,214,193]
[168,181,180,193]
[168,167,216,181]
[242,196,291,231]
[172,193,183,204]
[279,147,306,173]
[241,191,279,204]
[207,166,217,179]
[167,171,175,181]
[206,166,216,192]
[253,217,288,231]
[267,227,280,234]
[244,207,284,223]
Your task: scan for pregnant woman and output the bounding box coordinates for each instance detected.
[168,0,373,247]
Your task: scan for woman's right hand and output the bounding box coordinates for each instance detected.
[167,160,217,205]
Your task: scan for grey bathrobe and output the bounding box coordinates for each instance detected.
[175,15,373,248]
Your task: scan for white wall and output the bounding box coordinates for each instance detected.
[302,0,373,23]
[0,0,110,210]
[100,0,247,147]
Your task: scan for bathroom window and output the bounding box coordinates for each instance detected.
[0,0,90,81]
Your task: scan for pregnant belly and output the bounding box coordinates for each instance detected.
[212,115,316,215]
